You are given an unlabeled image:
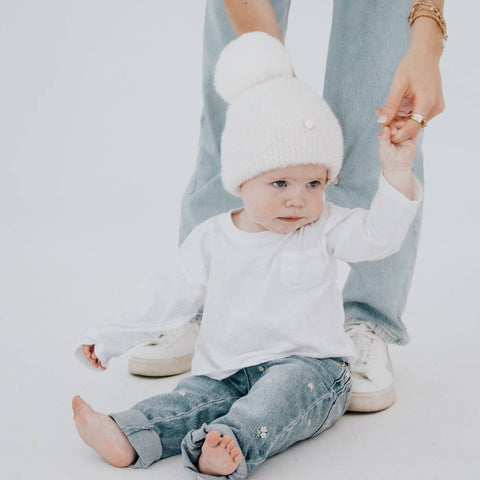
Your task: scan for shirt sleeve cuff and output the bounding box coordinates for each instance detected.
[379,171,423,205]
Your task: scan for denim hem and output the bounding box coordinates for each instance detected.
[109,408,162,469]
[344,316,409,346]
[181,424,248,480]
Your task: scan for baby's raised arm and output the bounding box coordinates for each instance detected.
[323,127,422,263]
[378,125,418,200]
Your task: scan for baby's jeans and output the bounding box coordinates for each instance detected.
[110,356,351,479]
[178,0,425,345]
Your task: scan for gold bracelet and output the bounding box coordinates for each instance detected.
[408,1,448,42]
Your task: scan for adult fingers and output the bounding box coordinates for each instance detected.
[387,117,408,136]
[391,96,432,143]
[397,97,414,117]
[377,81,406,126]
[391,119,421,143]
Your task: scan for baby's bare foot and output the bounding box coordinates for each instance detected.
[198,430,243,476]
[72,395,137,467]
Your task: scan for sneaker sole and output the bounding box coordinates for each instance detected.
[128,354,193,377]
[347,384,396,412]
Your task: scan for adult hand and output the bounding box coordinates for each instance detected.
[377,4,446,143]
[377,48,445,144]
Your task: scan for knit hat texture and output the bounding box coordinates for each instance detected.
[214,31,344,197]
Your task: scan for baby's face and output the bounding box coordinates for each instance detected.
[238,164,328,234]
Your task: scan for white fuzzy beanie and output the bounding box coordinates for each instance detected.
[214,32,344,197]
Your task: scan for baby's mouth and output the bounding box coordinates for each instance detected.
[278,217,303,222]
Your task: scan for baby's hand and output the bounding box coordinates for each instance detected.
[82,344,106,370]
[378,126,418,173]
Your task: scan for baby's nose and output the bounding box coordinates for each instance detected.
[286,197,304,207]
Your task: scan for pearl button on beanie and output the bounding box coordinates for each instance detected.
[214,31,344,197]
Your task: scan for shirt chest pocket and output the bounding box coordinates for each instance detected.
[280,248,329,291]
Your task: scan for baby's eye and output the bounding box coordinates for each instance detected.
[272,180,287,188]
[307,180,321,188]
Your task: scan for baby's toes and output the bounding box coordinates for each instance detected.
[232,449,242,463]
[204,430,222,448]
[220,435,231,448]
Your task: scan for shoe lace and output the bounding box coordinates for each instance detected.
[346,323,379,376]
[146,319,198,348]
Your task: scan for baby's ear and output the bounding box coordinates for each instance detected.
[327,177,339,186]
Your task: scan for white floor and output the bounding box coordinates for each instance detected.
[1,2,479,479]
[1,220,479,480]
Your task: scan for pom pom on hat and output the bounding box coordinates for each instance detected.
[214,31,294,103]
[214,32,344,196]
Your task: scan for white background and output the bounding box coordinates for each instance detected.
[1,1,479,479]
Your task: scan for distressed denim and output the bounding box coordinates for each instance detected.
[110,356,351,479]
[178,0,424,345]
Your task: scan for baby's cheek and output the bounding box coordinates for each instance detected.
[312,197,323,222]
[254,200,276,217]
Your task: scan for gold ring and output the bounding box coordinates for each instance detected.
[410,112,427,128]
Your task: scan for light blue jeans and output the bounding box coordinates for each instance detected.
[110,356,351,479]
[178,0,424,345]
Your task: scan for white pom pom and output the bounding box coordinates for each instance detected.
[214,31,293,103]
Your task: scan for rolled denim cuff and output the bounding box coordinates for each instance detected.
[181,423,248,480]
[109,408,162,469]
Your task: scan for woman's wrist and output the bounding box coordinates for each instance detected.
[409,17,445,58]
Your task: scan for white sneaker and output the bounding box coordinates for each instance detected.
[128,319,199,377]
[345,323,396,412]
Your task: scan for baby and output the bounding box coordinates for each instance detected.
[73,32,422,479]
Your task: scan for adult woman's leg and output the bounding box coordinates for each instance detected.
[129,0,293,378]
[178,0,293,245]
[323,0,424,410]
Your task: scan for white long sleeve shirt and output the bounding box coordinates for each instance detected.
[76,174,422,380]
